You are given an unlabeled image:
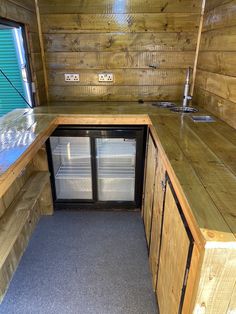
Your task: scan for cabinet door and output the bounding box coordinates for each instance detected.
[149,153,166,290]
[143,135,157,247]
[156,181,192,314]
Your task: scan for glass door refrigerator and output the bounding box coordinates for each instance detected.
[47,125,146,210]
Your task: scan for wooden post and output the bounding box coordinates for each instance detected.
[35,0,49,104]
[190,0,206,97]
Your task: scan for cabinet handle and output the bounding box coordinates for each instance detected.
[161,180,166,191]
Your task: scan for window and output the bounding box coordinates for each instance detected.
[0,18,34,117]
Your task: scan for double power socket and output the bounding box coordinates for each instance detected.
[65,73,114,82]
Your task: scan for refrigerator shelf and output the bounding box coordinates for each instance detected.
[55,167,91,179]
[55,165,134,179]
[52,144,90,158]
[52,143,135,157]
[97,144,135,153]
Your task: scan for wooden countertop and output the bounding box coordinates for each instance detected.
[0,102,236,247]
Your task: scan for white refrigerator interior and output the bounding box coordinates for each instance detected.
[50,137,92,199]
[96,138,136,201]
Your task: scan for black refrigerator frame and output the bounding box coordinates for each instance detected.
[46,125,147,210]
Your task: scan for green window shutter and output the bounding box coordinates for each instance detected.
[0,29,27,117]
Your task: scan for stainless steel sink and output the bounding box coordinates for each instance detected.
[170,106,198,113]
[191,115,215,123]
[152,102,176,108]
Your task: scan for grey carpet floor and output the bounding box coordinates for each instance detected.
[0,211,157,314]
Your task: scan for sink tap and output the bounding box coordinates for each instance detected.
[182,67,192,108]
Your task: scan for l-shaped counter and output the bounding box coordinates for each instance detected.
[0,102,235,312]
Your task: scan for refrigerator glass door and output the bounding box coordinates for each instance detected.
[50,137,92,200]
[96,138,136,201]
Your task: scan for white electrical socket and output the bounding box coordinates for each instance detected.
[65,74,80,82]
[98,73,114,82]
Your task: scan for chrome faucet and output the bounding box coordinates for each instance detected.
[182,67,192,108]
[170,67,198,113]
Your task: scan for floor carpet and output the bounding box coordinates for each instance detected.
[0,211,157,314]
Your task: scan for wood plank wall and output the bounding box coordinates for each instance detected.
[193,0,236,129]
[37,0,201,102]
[0,0,47,105]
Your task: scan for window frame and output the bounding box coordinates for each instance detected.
[0,17,35,108]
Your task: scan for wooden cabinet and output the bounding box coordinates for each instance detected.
[149,147,166,290]
[156,180,193,314]
[143,133,194,313]
[143,134,157,247]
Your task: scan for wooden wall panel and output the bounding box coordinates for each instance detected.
[49,85,183,102]
[205,0,233,12]
[195,70,236,103]
[0,0,37,31]
[44,33,198,52]
[7,0,36,11]
[197,52,236,77]
[193,1,236,128]
[38,0,201,14]
[48,69,187,86]
[0,0,47,105]
[203,1,236,31]
[38,0,201,103]
[199,27,236,51]
[41,13,200,34]
[194,89,236,129]
[46,52,195,70]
